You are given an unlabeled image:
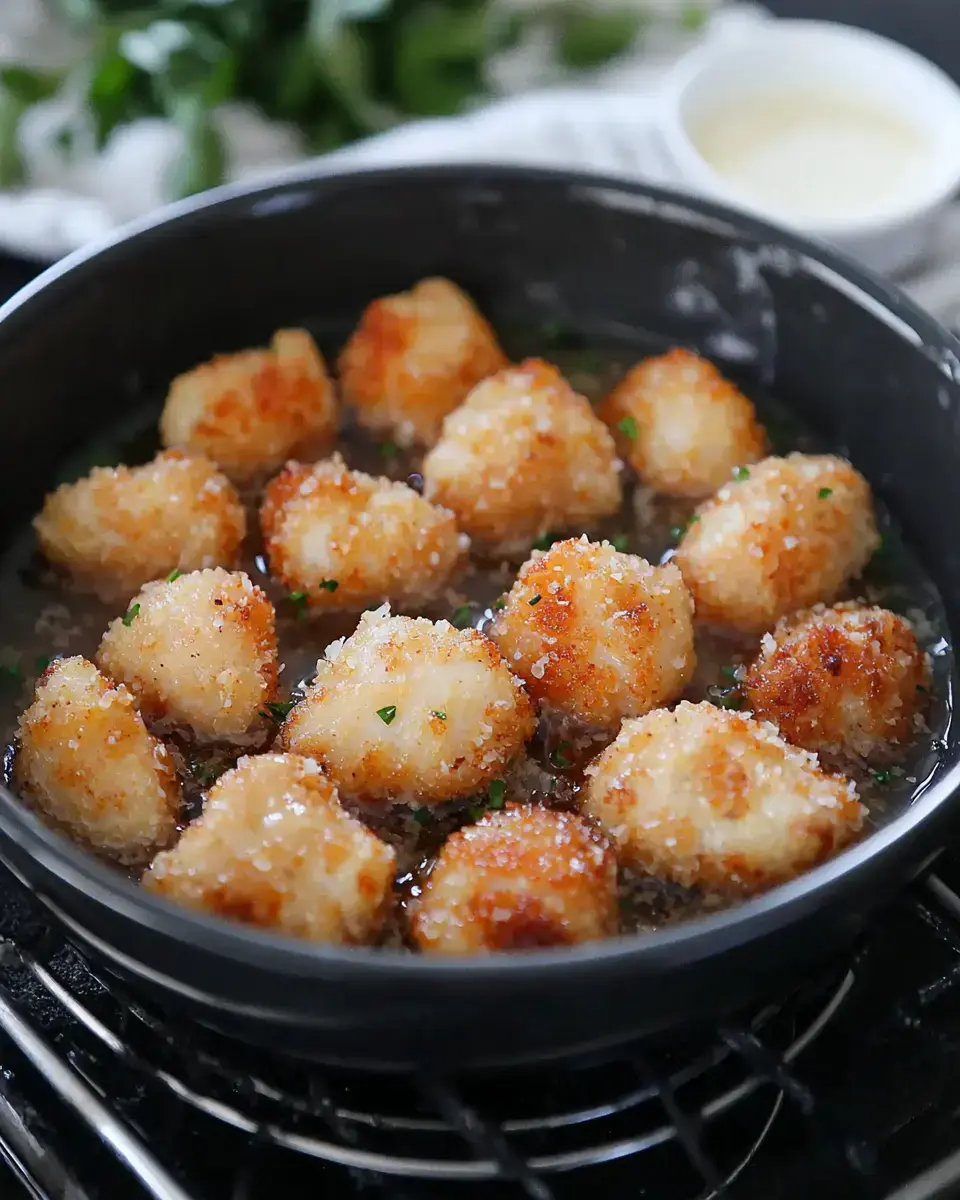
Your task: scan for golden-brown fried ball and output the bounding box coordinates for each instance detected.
[259,455,469,613]
[743,603,930,762]
[15,656,180,863]
[160,329,337,479]
[281,605,536,804]
[411,804,618,954]
[675,454,879,634]
[34,450,245,599]
[598,348,767,497]
[582,700,864,896]
[491,537,695,728]
[97,568,278,742]
[143,753,395,943]
[338,277,507,448]
[422,359,622,556]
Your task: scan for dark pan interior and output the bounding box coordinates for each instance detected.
[0,165,958,1070]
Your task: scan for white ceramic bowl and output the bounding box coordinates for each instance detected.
[656,19,960,276]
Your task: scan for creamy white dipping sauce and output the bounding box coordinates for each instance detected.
[687,88,934,224]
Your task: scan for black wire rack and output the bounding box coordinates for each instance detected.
[5,863,960,1200]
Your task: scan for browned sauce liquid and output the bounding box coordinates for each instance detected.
[0,343,952,944]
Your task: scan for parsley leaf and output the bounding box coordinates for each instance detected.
[616,415,638,440]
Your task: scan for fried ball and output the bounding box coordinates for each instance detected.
[143,754,395,944]
[338,277,507,448]
[97,568,278,742]
[422,359,622,556]
[15,656,180,864]
[34,450,245,599]
[491,537,695,728]
[411,804,618,954]
[743,603,930,762]
[582,700,864,896]
[160,329,337,479]
[259,455,469,613]
[281,605,535,804]
[598,348,766,497]
[675,454,879,634]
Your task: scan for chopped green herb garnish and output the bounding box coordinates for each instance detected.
[288,590,309,619]
[528,594,542,607]
[488,779,506,808]
[264,701,295,722]
[413,809,432,826]
[706,683,743,711]
[571,350,603,375]
[451,604,473,628]
[610,535,630,552]
[468,804,486,822]
[493,598,507,611]
[318,579,339,593]
[0,663,22,685]
[818,487,833,499]
[380,441,400,460]
[34,656,51,674]
[670,514,700,544]
[721,664,739,680]
[917,684,929,693]
[430,710,447,721]
[733,465,751,481]
[377,705,397,725]
[166,568,182,583]
[616,415,638,440]
[122,603,140,627]
[550,742,572,769]
[533,532,558,551]
[191,761,220,787]
[871,768,894,785]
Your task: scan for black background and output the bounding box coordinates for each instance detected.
[766,0,960,82]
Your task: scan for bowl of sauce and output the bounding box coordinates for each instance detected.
[657,20,960,275]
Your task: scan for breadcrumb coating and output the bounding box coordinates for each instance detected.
[582,700,864,895]
[144,753,395,943]
[491,537,695,727]
[281,605,536,804]
[338,277,507,447]
[411,804,618,954]
[15,656,180,863]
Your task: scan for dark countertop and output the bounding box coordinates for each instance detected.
[766,0,960,83]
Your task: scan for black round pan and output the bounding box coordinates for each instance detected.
[0,165,957,1072]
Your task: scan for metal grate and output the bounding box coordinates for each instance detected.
[3,868,960,1199]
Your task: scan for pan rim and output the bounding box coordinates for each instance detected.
[0,160,958,980]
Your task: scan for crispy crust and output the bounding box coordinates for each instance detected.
[260,455,468,612]
[338,277,507,447]
[598,348,767,497]
[97,568,278,741]
[743,603,930,761]
[491,537,695,727]
[281,607,536,804]
[144,753,396,943]
[675,453,880,634]
[411,803,618,953]
[422,358,622,556]
[160,329,337,478]
[582,700,864,896]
